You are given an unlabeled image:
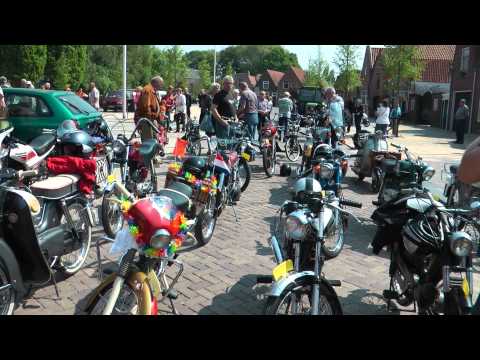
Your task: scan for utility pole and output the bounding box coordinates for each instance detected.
[122,45,127,120]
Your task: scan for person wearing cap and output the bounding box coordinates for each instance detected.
[277,91,294,142]
[454,99,470,144]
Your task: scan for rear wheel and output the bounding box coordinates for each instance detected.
[285,138,301,162]
[238,158,251,192]
[264,280,342,315]
[0,263,15,315]
[195,197,217,245]
[262,147,275,177]
[101,192,125,239]
[59,200,93,276]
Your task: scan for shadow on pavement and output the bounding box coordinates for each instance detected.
[198,274,270,315]
[339,288,397,315]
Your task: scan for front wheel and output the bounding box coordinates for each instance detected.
[101,192,125,239]
[262,146,275,177]
[285,138,301,162]
[264,279,342,315]
[195,197,217,245]
[59,200,93,276]
[87,279,141,315]
[444,287,468,315]
[238,158,251,192]
[0,263,15,315]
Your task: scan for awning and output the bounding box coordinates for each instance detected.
[412,81,450,96]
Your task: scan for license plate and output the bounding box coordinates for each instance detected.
[242,152,250,161]
[272,260,293,282]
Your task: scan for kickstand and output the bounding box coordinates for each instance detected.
[49,257,61,300]
[230,203,239,222]
[169,297,179,315]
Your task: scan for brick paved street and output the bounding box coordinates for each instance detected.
[15,109,480,315]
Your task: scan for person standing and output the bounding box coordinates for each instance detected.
[257,91,270,141]
[76,87,88,101]
[352,98,364,148]
[174,88,187,133]
[277,91,294,142]
[43,82,51,90]
[164,85,176,132]
[232,89,240,110]
[20,79,28,88]
[134,76,164,142]
[184,87,192,120]
[88,82,100,110]
[237,82,259,140]
[374,100,390,135]
[198,89,208,124]
[211,76,236,139]
[0,85,6,121]
[390,99,402,137]
[202,83,220,137]
[455,99,470,144]
[325,87,344,148]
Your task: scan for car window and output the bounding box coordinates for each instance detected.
[57,94,98,115]
[5,94,52,117]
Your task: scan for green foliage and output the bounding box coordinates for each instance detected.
[381,45,425,97]
[185,50,214,69]
[44,45,88,90]
[304,54,335,89]
[198,59,212,90]
[0,45,47,84]
[333,45,361,96]
[162,46,189,88]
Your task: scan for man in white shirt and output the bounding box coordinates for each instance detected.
[89,82,100,110]
[375,100,390,135]
[174,88,187,133]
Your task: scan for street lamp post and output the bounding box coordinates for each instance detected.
[123,45,127,120]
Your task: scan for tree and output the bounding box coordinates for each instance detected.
[333,45,361,97]
[224,62,234,77]
[85,45,123,93]
[304,48,336,89]
[0,45,47,84]
[198,59,212,90]
[45,45,88,89]
[185,50,214,69]
[381,45,425,99]
[162,46,188,88]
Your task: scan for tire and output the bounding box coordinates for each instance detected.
[262,147,274,178]
[322,207,345,260]
[264,279,342,315]
[0,262,15,315]
[195,197,217,245]
[87,280,141,315]
[59,200,93,276]
[101,192,125,239]
[391,268,414,307]
[371,168,382,193]
[238,158,251,193]
[285,138,301,162]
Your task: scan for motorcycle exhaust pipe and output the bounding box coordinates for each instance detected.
[269,235,284,265]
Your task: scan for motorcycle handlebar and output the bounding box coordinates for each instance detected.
[18,169,39,179]
[131,118,161,141]
[339,199,362,208]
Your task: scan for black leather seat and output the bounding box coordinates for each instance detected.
[29,134,57,156]
[450,164,459,174]
[139,139,158,163]
[158,181,192,212]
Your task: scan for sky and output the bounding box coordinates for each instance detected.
[156,45,383,72]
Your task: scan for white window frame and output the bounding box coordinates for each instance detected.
[283,81,289,90]
[263,81,269,90]
[461,47,470,73]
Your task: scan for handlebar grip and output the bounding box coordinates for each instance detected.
[340,199,362,208]
[18,169,39,179]
[391,143,400,149]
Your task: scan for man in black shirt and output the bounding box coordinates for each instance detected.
[212,75,236,138]
[184,87,192,120]
[198,89,208,124]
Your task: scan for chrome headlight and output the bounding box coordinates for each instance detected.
[319,163,335,179]
[449,232,473,257]
[112,139,126,155]
[422,167,435,182]
[150,229,171,249]
[285,211,308,240]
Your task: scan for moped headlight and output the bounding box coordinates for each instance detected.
[150,229,171,249]
[285,216,307,240]
[449,232,473,257]
[422,167,435,182]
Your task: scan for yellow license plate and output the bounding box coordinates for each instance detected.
[107,174,116,184]
[272,260,294,282]
[462,278,470,299]
[242,152,250,161]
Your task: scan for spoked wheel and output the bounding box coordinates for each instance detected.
[264,281,342,315]
[322,207,345,259]
[285,137,301,162]
[0,263,15,315]
[238,158,251,192]
[59,201,93,276]
[262,146,275,177]
[195,197,217,245]
[88,281,140,315]
[101,192,125,239]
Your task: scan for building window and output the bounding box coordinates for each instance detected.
[283,81,289,89]
[263,81,269,90]
[461,47,470,73]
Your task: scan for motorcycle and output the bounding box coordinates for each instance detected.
[371,186,479,315]
[84,180,186,315]
[351,129,401,193]
[375,143,435,206]
[283,117,302,162]
[256,177,363,314]
[101,118,161,239]
[0,165,94,315]
[184,117,202,156]
[261,120,279,177]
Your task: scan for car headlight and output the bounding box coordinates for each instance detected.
[112,139,126,155]
[285,215,307,240]
[150,229,171,249]
[319,163,335,179]
[422,167,435,182]
[449,232,473,257]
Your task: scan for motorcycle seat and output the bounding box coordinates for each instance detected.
[29,134,57,156]
[450,164,459,174]
[158,181,192,212]
[30,174,79,199]
[139,139,158,163]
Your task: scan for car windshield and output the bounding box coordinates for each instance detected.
[58,94,98,115]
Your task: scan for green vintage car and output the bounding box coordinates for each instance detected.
[3,88,103,141]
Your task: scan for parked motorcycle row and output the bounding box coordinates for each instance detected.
[1,107,479,316]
